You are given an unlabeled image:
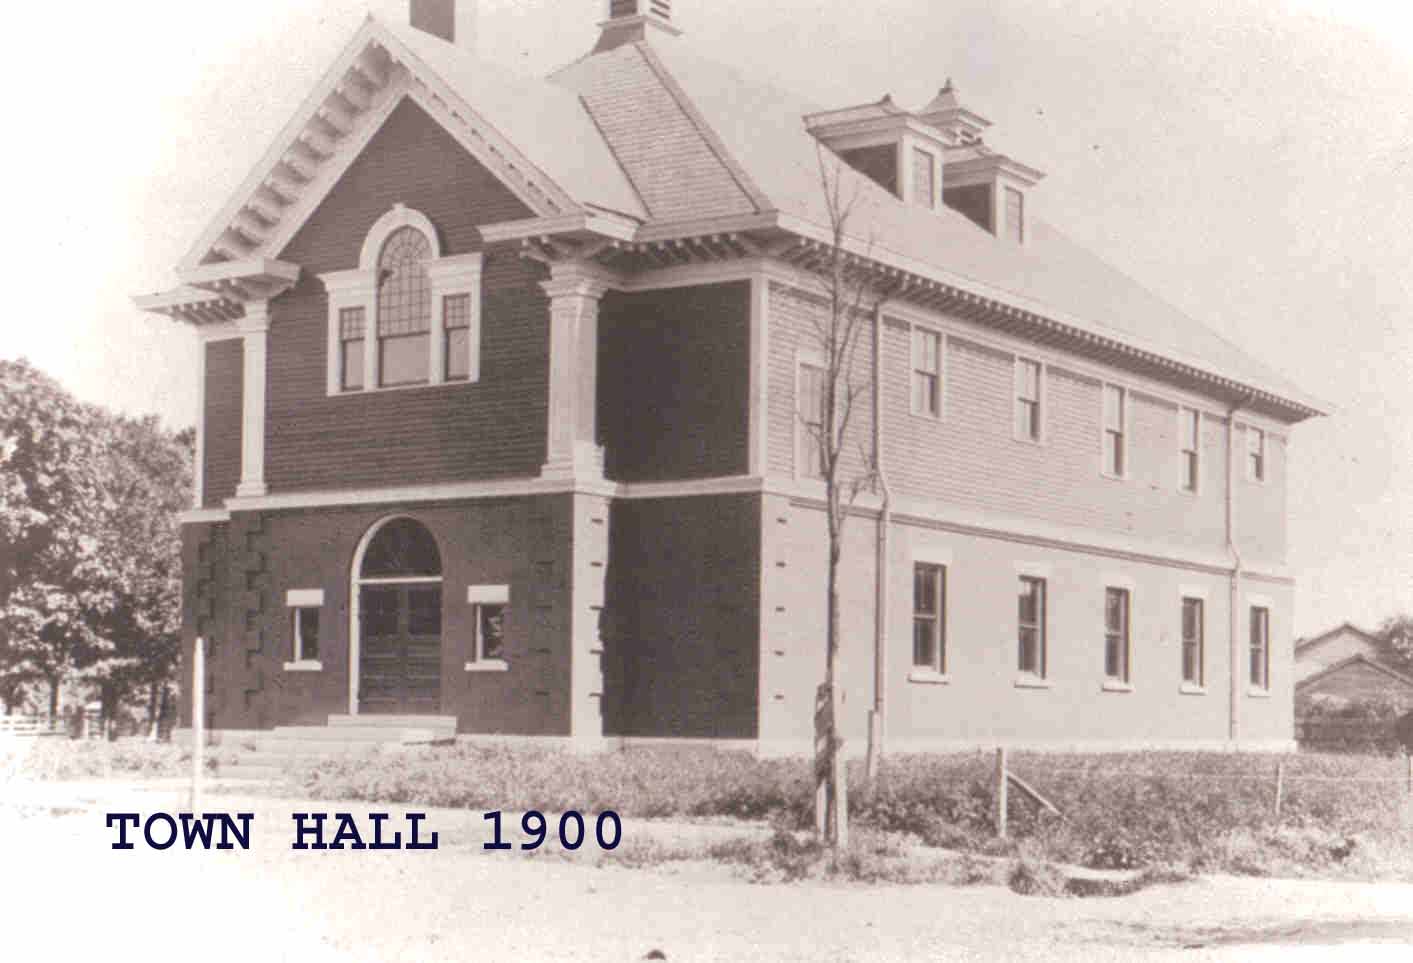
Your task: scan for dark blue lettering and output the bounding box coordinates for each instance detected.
[106,813,140,849]
[291,812,327,850]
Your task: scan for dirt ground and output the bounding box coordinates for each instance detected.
[2,780,1411,962]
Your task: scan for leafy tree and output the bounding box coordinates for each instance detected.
[0,359,111,717]
[1376,615,1413,676]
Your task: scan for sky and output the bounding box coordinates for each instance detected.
[2,0,1410,637]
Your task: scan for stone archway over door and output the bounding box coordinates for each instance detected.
[352,517,443,715]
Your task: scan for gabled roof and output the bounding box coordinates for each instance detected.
[177,16,644,273]
[1295,622,1382,652]
[1296,653,1413,692]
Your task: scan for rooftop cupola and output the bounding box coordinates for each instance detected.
[921,80,1045,245]
[805,95,948,211]
[594,0,682,52]
[409,0,477,50]
[917,79,991,145]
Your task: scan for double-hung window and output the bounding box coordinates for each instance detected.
[1017,576,1047,678]
[320,206,483,396]
[1247,426,1266,482]
[912,328,941,417]
[797,359,826,478]
[1103,384,1126,476]
[1181,597,1204,687]
[1179,407,1200,492]
[466,585,510,670]
[912,563,946,674]
[1015,359,1042,441]
[1104,587,1130,683]
[1249,606,1270,690]
[284,589,324,671]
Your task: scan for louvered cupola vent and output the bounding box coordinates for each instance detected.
[596,0,681,51]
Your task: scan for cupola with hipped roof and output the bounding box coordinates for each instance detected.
[595,0,682,52]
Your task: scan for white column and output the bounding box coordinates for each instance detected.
[749,272,771,476]
[235,302,270,498]
[539,263,612,481]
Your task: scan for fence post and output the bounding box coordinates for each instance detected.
[190,636,205,814]
[1273,761,1285,820]
[995,747,1009,839]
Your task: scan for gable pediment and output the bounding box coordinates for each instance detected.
[180,18,583,274]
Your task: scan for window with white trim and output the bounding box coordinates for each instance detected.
[292,607,320,662]
[1005,187,1025,244]
[1181,597,1204,687]
[912,328,941,417]
[318,205,482,396]
[284,588,324,670]
[1249,605,1270,690]
[1247,426,1266,482]
[1018,575,1047,678]
[912,563,946,674]
[1104,587,1130,683]
[466,585,510,668]
[1015,358,1042,441]
[1179,407,1200,492]
[797,359,826,478]
[913,148,936,209]
[1102,384,1126,476]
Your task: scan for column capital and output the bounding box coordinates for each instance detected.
[539,261,615,301]
[238,300,271,334]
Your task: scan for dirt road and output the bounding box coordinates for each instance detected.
[2,784,1410,962]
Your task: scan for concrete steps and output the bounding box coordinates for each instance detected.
[210,715,457,782]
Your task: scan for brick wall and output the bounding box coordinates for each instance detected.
[250,98,549,495]
[597,281,751,482]
[202,340,243,508]
[604,494,761,738]
[180,496,576,734]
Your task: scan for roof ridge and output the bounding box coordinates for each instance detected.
[632,41,772,216]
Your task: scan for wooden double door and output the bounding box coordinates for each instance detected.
[359,583,442,714]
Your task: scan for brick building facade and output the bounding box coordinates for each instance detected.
[138,1,1324,752]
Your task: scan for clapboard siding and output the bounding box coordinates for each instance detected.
[203,340,243,508]
[597,281,751,481]
[261,98,547,494]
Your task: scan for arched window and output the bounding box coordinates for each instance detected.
[318,205,483,397]
[360,516,442,579]
[376,227,433,386]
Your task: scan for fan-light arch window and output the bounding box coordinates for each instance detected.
[317,205,483,396]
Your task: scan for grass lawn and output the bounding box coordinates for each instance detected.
[9,737,1412,882]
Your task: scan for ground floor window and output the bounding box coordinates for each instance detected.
[1181,597,1204,686]
[1104,587,1130,682]
[1249,605,1270,689]
[912,563,946,674]
[1018,576,1047,677]
[293,607,320,662]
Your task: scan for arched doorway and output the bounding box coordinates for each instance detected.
[350,516,443,715]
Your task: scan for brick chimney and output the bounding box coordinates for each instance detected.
[410,0,477,50]
[594,0,681,53]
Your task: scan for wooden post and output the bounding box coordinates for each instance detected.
[995,747,1009,839]
[190,636,205,813]
[814,684,829,836]
[1273,761,1285,820]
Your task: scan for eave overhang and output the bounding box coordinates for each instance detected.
[134,258,301,325]
[944,151,1047,188]
[499,208,1327,423]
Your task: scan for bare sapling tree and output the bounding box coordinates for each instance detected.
[801,147,890,847]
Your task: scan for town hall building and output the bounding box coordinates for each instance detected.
[137,0,1325,753]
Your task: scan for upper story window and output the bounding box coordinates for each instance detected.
[319,205,483,398]
[912,328,941,417]
[1102,384,1127,477]
[377,227,433,387]
[1179,407,1200,492]
[797,357,827,479]
[1015,358,1042,441]
[1247,426,1266,482]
